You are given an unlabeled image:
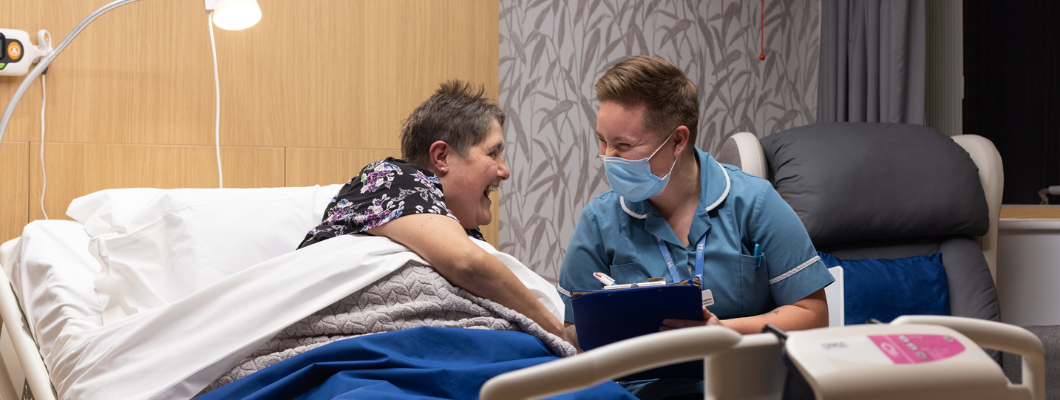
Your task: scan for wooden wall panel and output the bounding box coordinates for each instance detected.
[359,0,500,151]
[0,143,29,242]
[29,144,284,220]
[285,148,398,188]
[0,82,42,144]
[2,0,500,247]
[218,0,500,150]
[6,0,498,148]
[36,0,216,146]
[216,1,369,149]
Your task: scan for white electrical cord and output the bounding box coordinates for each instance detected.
[208,12,224,188]
[39,75,48,220]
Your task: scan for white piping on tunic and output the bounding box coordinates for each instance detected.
[769,255,821,285]
[619,159,732,219]
[620,196,648,219]
[556,284,571,298]
[704,164,731,212]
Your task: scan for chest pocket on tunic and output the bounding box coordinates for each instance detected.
[608,262,651,285]
[707,252,773,318]
[737,252,773,316]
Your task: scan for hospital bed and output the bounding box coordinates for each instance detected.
[0,185,628,400]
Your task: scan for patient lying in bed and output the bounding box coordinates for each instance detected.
[196,82,579,398]
[296,81,568,343]
[195,83,595,397]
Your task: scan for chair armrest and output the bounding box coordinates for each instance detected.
[824,266,844,327]
[952,134,1003,283]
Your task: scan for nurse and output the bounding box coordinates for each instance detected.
[558,55,832,359]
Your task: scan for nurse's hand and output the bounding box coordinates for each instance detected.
[659,307,722,331]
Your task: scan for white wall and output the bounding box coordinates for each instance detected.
[997,220,1060,326]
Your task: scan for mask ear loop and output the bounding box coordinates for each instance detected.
[654,129,680,179]
[646,129,678,160]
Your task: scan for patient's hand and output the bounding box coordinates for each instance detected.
[659,307,722,331]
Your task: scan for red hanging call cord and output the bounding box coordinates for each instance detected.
[759,0,766,60]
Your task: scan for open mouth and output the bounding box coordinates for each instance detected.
[483,186,497,200]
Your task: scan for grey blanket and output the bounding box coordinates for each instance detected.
[203,260,573,392]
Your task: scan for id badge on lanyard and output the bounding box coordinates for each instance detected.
[655,235,713,307]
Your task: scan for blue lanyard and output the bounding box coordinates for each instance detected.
[655,234,707,282]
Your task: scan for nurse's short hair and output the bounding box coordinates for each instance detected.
[595,56,699,144]
[400,80,505,168]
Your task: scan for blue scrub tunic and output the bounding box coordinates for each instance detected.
[558,148,833,323]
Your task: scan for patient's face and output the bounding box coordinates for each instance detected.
[443,119,510,229]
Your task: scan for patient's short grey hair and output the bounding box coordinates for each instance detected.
[400,80,505,167]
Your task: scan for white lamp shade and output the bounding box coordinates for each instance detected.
[212,0,262,31]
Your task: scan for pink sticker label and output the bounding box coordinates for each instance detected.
[868,334,965,364]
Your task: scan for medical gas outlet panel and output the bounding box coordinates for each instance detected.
[0,29,53,76]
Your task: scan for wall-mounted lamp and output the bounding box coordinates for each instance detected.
[205,0,262,31]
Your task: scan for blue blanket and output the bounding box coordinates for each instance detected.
[198,327,635,399]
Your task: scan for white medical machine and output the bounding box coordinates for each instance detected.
[0,29,52,77]
[774,322,1035,400]
[481,316,1045,400]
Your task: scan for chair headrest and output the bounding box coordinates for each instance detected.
[760,122,989,246]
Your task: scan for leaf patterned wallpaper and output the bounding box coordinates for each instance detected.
[498,0,820,283]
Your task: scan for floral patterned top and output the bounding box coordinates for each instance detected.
[298,158,484,249]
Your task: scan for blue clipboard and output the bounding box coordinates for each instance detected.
[571,277,704,380]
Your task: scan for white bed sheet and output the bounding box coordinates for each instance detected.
[4,220,102,365]
[14,231,562,400]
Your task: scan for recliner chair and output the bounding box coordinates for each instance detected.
[717,123,1003,327]
[718,122,1057,398]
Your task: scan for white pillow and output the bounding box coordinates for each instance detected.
[67,188,165,237]
[69,185,342,324]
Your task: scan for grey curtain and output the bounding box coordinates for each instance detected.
[818,0,926,124]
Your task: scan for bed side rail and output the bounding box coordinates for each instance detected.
[0,238,56,400]
[892,315,1045,400]
[479,326,741,400]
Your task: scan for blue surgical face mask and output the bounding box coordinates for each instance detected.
[600,131,677,202]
